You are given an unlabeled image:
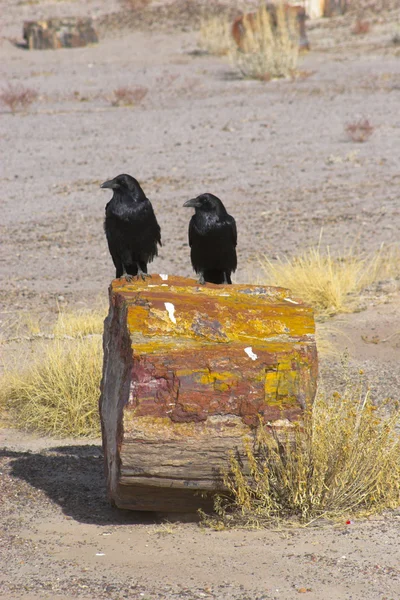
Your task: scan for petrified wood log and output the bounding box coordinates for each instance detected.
[100,275,317,513]
[23,17,98,50]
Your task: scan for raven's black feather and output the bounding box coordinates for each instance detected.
[184,193,237,284]
[101,174,161,280]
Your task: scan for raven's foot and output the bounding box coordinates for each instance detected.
[197,273,205,285]
[121,273,133,283]
[136,270,150,281]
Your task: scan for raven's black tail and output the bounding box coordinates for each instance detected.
[203,269,232,284]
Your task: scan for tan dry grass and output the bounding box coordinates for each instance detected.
[0,337,102,437]
[53,307,105,338]
[0,304,106,344]
[198,14,232,56]
[0,306,107,437]
[210,367,400,526]
[230,3,299,80]
[259,245,400,317]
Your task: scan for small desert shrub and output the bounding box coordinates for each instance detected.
[345,118,374,142]
[211,369,400,526]
[0,83,38,113]
[111,86,148,107]
[352,19,371,35]
[230,3,299,80]
[259,245,399,317]
[198,14,232,56]
[0,337,102,437]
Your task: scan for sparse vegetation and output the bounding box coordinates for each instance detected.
[0,83,38,114]
[230,3,299,80]
[0,308,106,437]
[259,245,399,317]
[209,366,400,526]
[53,307,105,338]
[111,86,148,107]
[0,337,102,437]
[345,118,374,142]
[352,19,371,35]
[198,14,232,56]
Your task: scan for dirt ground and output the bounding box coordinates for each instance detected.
[1,1,400,598]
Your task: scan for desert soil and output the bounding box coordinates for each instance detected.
[1,0,400,598]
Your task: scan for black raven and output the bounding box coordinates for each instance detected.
[183,193,237,285]
[101,173,161,281]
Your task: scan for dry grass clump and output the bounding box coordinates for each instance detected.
[345,118,374,142]
[0,83,38,114]
[111,86,148,107]
[259,245,399,317]
[53,308,105,338]
[230,3,299,80]
[1,306,106,343]
[210,369,400,526]
[0,306,107,437]
[0,337,102,437]
[198,14,232,56]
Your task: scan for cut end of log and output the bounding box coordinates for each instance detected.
[99,275,318,512]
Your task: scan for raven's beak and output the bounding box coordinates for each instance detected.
[100,179,117,190]
[183,198,200,208]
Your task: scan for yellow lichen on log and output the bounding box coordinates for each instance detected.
[100,275,317,512]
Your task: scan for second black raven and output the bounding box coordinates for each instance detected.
[183,193,237,285]
[101,173,161,281]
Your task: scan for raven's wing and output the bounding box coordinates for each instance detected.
[226,215,237,248]
[188,216,196,248]
[145,197,162,247]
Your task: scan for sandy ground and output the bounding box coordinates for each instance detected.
[1,426,400,600]
[1,0,400,598]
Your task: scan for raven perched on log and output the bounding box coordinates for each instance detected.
[183,193,237,285]
[101,174,161,281]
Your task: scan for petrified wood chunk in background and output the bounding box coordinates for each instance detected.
[23,18,98,50]
[99,275,318,513]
